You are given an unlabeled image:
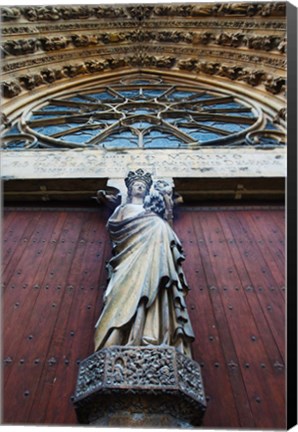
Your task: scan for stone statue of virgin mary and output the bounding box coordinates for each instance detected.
[94,169,195,357]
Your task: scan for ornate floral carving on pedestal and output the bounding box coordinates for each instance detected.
[74,346,207,426]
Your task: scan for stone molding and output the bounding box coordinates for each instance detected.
[1,31,286,59]
[1,49,286,99]
[1,19,286,37]
[1,3,286,103]
[2,44,286,74]
[1,3,286,23]
[1,148,286,180]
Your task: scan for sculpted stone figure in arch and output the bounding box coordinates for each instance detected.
[94,169,195,357]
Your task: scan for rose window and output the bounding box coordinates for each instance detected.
[2,77,284,150]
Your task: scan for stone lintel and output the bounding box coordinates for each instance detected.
[1,148,286,180]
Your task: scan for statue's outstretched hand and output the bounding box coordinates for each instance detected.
[93,189,121,209]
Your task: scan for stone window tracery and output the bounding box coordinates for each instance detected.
[2,76,285,150]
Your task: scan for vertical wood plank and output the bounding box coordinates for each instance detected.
[2,211,42,284]
[269,211,286,237]
[41,211,110,424]
[239,211,285,294]
[3,211,87,423]
[249,210,285,262]
[190,211,258,428]
[198,210,285,429]
[175,211,244,428]
[217,212,285,367]
[24,210,97,424]
[224,211,285,360]
[3,212,64,361]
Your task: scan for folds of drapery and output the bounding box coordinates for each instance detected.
[94,209,195,354]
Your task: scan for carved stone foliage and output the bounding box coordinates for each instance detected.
[178,58,285,92]
[73,346,206,426]
[1,7,21,21]
[2,38,39,57]
[1,31,286,58]
[75,351,105,399]
[1,18,286,38]
[0,3,286,22]
[177,351,205,402]
[273,107,286,123]
[1,51,286,99]
[2,5,128,22]
[19,73,44,90]
[1,3,286,103]
[0,112,12,128]
[2,80,22,98]
[106,347,177,387]
[264,76,286,94]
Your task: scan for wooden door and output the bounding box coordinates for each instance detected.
[2,206,285,428]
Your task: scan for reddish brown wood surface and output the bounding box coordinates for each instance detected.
[3,206,285,428]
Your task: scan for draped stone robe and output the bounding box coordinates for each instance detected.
[94,203,195,357]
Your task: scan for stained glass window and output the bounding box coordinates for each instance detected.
[2,76,285,150]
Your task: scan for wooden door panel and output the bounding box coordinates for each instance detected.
[3,207,285,428]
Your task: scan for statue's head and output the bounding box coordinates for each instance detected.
[125,169,153,201]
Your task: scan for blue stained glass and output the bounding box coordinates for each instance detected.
[128,121,153,129]
[100,130,138,148]
[201,121,246,132]
[33,123,83,135]
[40,105,79,112]
[60,130,99,143]
[174,93,216,102]
[2,138,28,150]
[142,89,166,98]
[3,125,20,136]
[68,96,90,103]
[118,90,141,99]
[122,107,156,115]
[203,102,243,109]
[161,116,189,125]
[195,94,216,100]
[218,111,255,118]
[180,128,221,141]
[89,92,117,101]
[135,108,156,114]
[144,130,181,148]
[265,121,279,130]
[217,123,246,132]
[99,118,119,124]
[3,76,280,151]
[30,113,63,120]
[167,91,197,100]
[258,137,280,145]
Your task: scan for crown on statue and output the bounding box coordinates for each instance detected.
[125,168,153,190]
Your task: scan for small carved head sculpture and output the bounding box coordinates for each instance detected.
[154,179,172,196]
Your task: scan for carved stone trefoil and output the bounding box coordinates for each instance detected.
[73,346,207,427]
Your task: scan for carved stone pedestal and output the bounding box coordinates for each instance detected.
[73,346,207,427]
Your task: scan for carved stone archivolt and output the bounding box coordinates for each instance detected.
[1,2,286,104]
[1,3,286,22]
[1,31,286,59]
[1,55,286,98]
